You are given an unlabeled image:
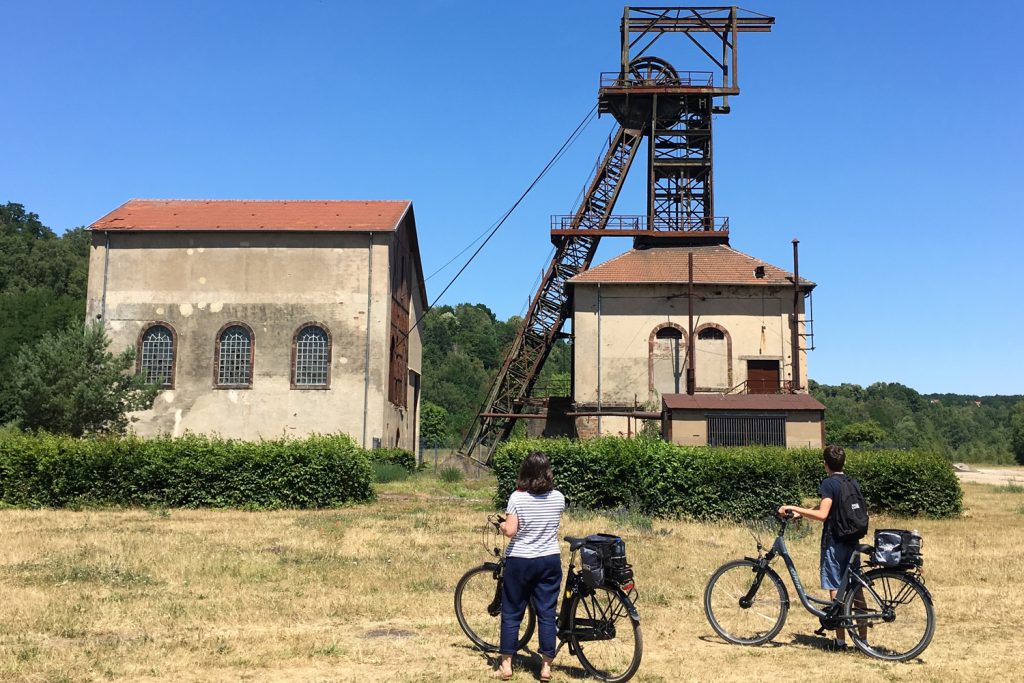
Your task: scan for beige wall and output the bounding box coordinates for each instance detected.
[571,283,810,417]
[86,228,422,450]
[666,410,823,448]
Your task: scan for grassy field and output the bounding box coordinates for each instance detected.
[1,468,1022,682]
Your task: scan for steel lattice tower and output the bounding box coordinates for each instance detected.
[462,7,774,463]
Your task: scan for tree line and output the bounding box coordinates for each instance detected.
[3,200,1023,463]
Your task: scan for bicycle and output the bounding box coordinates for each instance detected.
[703,512,935,662]
[454,515,643,682]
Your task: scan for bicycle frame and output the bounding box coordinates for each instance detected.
[744,519,892,628]
[555,551,640,650]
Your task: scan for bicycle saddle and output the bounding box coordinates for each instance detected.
[564,536,586,551]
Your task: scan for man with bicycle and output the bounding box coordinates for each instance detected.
[778,444,867,651]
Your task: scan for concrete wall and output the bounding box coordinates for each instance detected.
[666,410,823,448]
[571,282,809,416]
[86,229,421,449]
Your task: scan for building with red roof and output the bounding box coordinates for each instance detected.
[86,199,426,448]
[565,235,822,447]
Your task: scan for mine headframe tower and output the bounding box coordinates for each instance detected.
[461,7,774,464]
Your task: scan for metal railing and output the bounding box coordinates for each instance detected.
[550,214,729,232]
[600,71,715,88]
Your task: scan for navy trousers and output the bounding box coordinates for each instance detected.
[500,554,562,657]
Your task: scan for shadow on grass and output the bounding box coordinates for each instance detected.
[457,645,588,680]
[697,634,783,649]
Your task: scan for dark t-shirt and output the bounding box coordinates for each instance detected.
[818,473,854,549]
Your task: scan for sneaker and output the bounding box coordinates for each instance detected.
[829,639,849,652]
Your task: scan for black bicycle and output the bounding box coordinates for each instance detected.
[454,515,643,682]
[703,513,935,662]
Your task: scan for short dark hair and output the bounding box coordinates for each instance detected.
[516,452,555,494]
[823,444,846,471]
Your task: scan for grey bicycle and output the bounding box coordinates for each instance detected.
[703,513,935,662]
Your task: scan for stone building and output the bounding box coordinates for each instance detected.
[86,199,426,449]
[567,239,824,448]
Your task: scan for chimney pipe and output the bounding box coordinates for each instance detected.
[791,239,802,393]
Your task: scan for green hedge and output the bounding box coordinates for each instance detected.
[0,432,374,509]
[368,447,416,472]
[493,438,962,520]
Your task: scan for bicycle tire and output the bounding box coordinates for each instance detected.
[569,585,642,683]
[454,564,536,652]
[704,559,789,645]
[844,568,934,662]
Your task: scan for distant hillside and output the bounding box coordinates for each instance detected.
[810,380,1022,464]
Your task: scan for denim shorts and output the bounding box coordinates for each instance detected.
[820,540,857,590]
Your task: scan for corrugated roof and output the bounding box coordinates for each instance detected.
[663,393,826,411]
[568,244,815,288]
[89,199,411,232]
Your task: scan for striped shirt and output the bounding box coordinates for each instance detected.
[505,489,566,559]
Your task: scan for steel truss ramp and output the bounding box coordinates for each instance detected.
[460,126,643,463]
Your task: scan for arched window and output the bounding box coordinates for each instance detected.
[292,324,331,388]
[139,323,175,388]
[650,325,685,397]
[698,327,725,341]
[695,323,732,390]
[216,323,254,388]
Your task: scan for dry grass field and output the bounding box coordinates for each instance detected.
[1,468,1022,683]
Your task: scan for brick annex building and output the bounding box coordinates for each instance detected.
[86,199,426,449]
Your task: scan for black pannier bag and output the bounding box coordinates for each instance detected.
[870,529,923,568]
[581,533,634,588]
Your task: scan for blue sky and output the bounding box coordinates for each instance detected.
[3,1,1021,395]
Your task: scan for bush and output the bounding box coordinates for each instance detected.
[0,432,374,509]
[438,466,464,483]
[371,461,410,483]
[492,438,962,520]
[368,447,416,472]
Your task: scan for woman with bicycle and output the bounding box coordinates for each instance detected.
[493,452,566,681]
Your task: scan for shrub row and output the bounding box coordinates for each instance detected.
[0,432,375,509]
[368,447,416,472]
[493,438,962,520]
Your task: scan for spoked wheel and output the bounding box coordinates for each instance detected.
[704,559,789,645]
[629,56,679,84]
[454,565,536,652]
[844,569,934,662]
[569,586,642,683]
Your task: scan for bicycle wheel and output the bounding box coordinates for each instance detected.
[454,564,536,652]
[704,559,789,645]
[569,586,642,683]
[844,568,934,662]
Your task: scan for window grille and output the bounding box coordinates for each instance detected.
[140,325,174,386]
[698,327,725,340]
[707,415,786,447]
[218,325,252,386]
[294,325,330,386]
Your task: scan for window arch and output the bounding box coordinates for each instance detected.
[694,322,733,390]
[292,323,331,389]
[648,323,687,398]
[697,327,725,341]
[138,322,176,388]
[215,322,254,388]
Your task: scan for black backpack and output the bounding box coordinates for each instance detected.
[830,474,869,543]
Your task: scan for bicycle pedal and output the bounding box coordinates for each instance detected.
[813,626,827,636]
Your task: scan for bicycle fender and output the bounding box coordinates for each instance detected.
[612,586,641,622]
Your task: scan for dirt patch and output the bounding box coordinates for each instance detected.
[954,467,1024,486]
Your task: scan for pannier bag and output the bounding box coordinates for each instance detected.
[870,529,923,568]
[581,533,634,588]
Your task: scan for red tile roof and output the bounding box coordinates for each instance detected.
[89,199,411,232]
[663,393,825,411]
[568,244,815,288]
